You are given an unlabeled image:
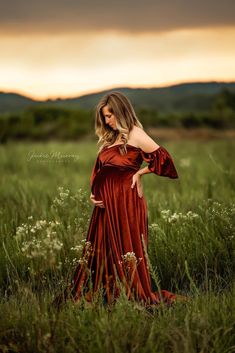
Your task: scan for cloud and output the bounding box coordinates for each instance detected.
[1,28,235,99]
[0,0,235,34]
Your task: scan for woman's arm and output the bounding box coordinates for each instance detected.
[130,128,160,197]
[135,127,161,176]
[136,165,151,176]
[132,127,179,182]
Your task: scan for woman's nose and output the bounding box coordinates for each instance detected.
[106,116,111,124]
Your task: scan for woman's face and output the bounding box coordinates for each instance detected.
[102,106,117,130]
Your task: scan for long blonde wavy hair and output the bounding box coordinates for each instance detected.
[95,91,143,155]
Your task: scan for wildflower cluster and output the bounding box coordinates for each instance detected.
[21,236,63,260]
[15,217,63,267]
[71,240,93,267]
[51,186,90,234]
[149,223,161,231]
[119,251,143,267]
[70,244,84,252]
[160,209,200,223]
[122,252,138,263]
[51,186,90,210]
[119,251,143,288]
[16,218,61,241]
[204,200,235,240]
[205,200,235,221]
[51,186,70,208]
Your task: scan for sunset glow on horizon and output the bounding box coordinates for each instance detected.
[1,0,235,100]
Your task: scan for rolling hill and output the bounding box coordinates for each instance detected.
[1,81,235,114]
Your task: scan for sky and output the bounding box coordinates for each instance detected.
[0,0,235,100]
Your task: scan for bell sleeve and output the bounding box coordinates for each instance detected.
[141,146,179,179]
[90,155,103,191]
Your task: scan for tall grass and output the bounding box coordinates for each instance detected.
[0,139,234,353]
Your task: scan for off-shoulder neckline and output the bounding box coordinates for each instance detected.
[100,143,162,154]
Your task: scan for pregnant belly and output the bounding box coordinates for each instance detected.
[92,165,138,202]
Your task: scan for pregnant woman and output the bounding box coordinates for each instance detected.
[54,91,187,309]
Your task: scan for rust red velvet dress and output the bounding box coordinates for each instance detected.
[70,144,179,306]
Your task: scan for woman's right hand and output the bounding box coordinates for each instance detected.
[90,193,105,208]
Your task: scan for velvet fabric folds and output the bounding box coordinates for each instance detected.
[140,146,178,178]
[68,144,179,306]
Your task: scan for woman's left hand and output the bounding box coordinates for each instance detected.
[131,172,143,198]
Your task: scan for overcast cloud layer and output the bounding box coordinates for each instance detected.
[0,0,235,34]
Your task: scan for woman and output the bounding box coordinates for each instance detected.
[56,91,186,308]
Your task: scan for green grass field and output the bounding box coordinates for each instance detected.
[0,139,235,353]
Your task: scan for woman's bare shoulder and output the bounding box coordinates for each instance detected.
[130,126,160,153]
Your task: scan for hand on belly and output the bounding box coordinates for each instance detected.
[90,193,105,208]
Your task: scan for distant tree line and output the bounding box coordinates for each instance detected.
[0,107,94,143]
[0,89,235,143]
[138,89,235,129]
